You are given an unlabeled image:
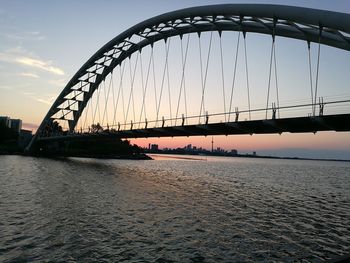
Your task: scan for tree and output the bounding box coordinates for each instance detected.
[42,121,63,137]
[91,123,103,133]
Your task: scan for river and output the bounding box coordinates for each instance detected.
[0,154,349,262]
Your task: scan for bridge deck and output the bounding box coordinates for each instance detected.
[37,114,350,142]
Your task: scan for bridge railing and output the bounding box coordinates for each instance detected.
[66,98,350,135]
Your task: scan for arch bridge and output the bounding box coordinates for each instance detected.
[27,4,350,150]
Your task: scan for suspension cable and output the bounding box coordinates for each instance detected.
[120,63,126,127]
[243,33,251,120]
[175,34,190,125]
[83,91,91,131]
[183,35,189,125]
[125,52,139,126]
[156,38,171,126]
[199,31,213,123]
[138,48,152,127]
[110,71,116,127]
[219,32,226,122]
[137,50,144,128]
[198,34,204,122]
[151,46,158,124]
[266,37,274,119]
[273,39,280,118]
[131,54,139,124]
[166,40,173,126]
[92,79,102,125]
[102,71,113,126]
[90,87,94,127]
[307,41,314,115]
[228,32,241,122]
[314,26,322,116]
[101,76,108,126]
[112,62,126,127]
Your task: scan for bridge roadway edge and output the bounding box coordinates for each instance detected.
[36,114,350,143]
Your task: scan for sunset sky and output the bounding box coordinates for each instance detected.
[1,0,350,159]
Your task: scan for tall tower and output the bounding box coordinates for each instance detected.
[211,136,214,152]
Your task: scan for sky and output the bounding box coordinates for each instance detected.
[0,0,350,159]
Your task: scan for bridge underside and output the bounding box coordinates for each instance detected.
[37,114,350,143]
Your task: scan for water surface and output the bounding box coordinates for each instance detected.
[0,155,349,262]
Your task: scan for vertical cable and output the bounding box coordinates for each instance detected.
[228,32,240,122]
[175,34,190,125]
[151,46,158,124]
[120,64,126,127]
[92,81,102,125]
[307,41,314,115]
[97,82,102,123]
[138,50,145,128]
[243,34,251,120]
[90,86,94,127]
[199,31,213,123]
[266,38,274,119]
[102,72,113,126]
[219,33,227,122]
[83,93,90,131]
[314,26,322,116]
[183,35,189,124]
[112,62,126,127]
[131,53,139,124]
[125,52,139,126]
[273,40,280,118]
[110,71,116,127]
[156,38,171,126]
[138,48,152,126]
[166,41,173,126]
[198,34,204,122]
[102,76,108,126]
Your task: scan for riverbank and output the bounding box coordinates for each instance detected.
[0,151,152,160]
[145,150,350,163]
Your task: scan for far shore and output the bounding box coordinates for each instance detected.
[146,151,350,163]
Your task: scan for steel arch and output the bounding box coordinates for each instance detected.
[29,4,350,149]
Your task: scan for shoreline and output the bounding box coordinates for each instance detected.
[146,151,350,163]
[0,152,153,160]
[1,151,349,163]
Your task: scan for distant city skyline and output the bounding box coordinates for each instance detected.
[1,0,350,158]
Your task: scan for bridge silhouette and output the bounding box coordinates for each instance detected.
[27,4,350,151]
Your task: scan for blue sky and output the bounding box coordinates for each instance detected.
[0,0,350,158]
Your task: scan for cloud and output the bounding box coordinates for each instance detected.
[35,98,53,105]
[0,52,13,63]
[49,78,67,87]
[20,72,39,78]
[16,57,64,75]
[22,122,39,131]
[0,47,65,76]
[0,85,12,90]
[2,31,46,41]
[21,91,56,106]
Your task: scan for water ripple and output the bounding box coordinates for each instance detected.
[0,155,349,262]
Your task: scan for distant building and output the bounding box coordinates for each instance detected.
[18,129,33,148]
[0,116,11,128]
[10,119,22,133]
[231,149,238,155]
[150,144,159,151]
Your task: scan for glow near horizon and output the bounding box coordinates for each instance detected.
[0,0,350,156]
